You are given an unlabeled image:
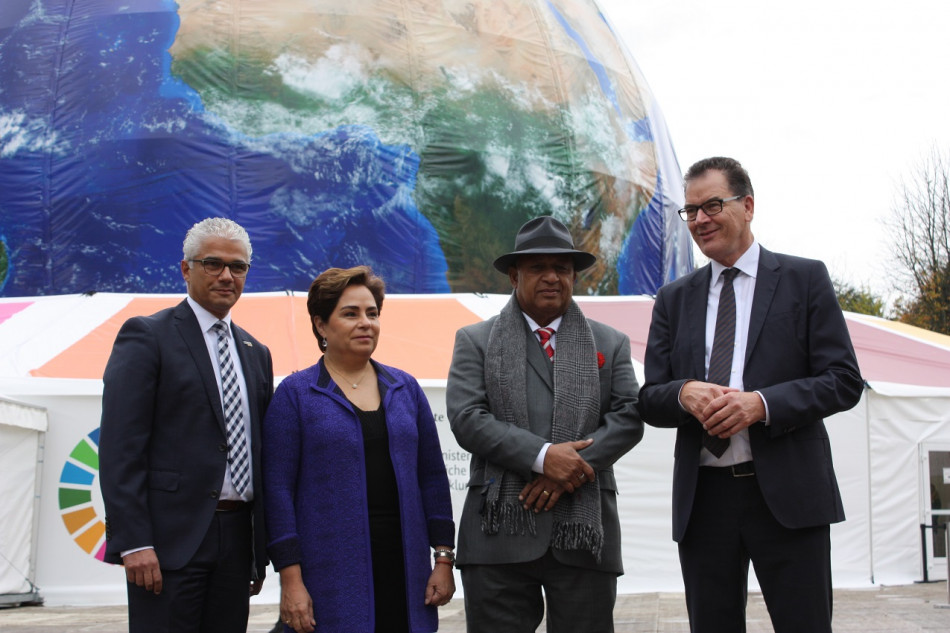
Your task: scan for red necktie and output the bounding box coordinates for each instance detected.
[537,327,555,361]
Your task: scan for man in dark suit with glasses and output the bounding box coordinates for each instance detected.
[638,157,863,632]
[100,217,273,633]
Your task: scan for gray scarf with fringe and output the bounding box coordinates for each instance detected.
[482,293,604,560]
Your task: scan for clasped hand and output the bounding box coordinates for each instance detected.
[680,381,765,439]
[519,439,595,512]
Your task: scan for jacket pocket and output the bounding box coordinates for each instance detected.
[148,469,180,491]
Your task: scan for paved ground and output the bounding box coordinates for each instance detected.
[1,582,949,632]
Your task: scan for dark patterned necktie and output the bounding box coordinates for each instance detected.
[537,327,555,361]
[704,268,739,457]
[213,321,250,495]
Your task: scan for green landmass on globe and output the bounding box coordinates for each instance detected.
[168,0,667,294]
[0,0,691,297]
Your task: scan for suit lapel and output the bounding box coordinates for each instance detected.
[746,247,780,365]
[232,322,264,484]
[231,322,260,421]
[173,301,227,434]
[688,266,712,379]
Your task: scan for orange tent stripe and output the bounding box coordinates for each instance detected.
[372,298,482,379]
[31,297,179,379]
[31,295,482,381]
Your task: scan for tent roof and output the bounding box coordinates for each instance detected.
[2,293,950,390]
[0,395,49,432]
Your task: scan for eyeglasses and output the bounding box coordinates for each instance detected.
[189,258,250,277]
[677,195,743,222]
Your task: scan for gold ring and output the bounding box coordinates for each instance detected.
[542,490,550,496]
[579,473,586,479]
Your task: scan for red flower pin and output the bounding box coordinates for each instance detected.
[597,352,605,368]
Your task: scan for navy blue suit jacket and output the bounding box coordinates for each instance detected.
[99,300,273,578]
[638,247,864,542]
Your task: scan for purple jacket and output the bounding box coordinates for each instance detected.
[263,359,455,633]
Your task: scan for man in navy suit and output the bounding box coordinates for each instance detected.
[637,157,863,633]
[99,217,273,633]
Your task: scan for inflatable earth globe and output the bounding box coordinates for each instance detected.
[0,0,692,296]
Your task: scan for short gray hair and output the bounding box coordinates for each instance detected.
[182,217,253,263]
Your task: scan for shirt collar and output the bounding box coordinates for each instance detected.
[186,296,232,335]
[522,312,563,333]
[711,241,760,284]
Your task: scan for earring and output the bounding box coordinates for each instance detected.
[320,339,328,350]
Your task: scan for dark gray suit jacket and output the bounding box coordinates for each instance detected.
[99,300,273,579]
[638,247,864,542]
[447,311,642,574]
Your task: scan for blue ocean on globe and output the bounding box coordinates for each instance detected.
[0,0,691,297]
[0,0,450,294]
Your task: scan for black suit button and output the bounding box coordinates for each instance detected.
[210,490,219,499]
[219,443,227,452]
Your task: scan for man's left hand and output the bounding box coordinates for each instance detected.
[701,391,765,438]
[519,476,566,512]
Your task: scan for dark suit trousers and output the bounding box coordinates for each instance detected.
[678,467,832,633]
[127,506,253,633]
[461,549,617,633]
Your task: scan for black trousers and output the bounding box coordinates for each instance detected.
[461,549,617,633]
[679,466,833,633]
[127,506,253,633]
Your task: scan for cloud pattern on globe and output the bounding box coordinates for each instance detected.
[0,0,691,296]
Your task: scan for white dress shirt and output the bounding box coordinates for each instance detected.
[699,242,770,466]
[187,296,254,501]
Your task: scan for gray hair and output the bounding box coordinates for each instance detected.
[182,217,253,263]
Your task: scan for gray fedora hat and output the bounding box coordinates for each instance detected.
[492,216,597,273]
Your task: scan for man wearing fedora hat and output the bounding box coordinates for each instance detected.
[447,216,643,632]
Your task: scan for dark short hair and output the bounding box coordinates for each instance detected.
[307,266,386,347]
[684,157,754,198]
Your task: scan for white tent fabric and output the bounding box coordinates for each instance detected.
[0,396,47,604]
[865,387,950,583]
[3,293,950,603]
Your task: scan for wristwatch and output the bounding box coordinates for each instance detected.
[433,549,455,565]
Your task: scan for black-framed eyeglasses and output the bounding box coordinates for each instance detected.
[677,195,743,222]
[189,258,250,277]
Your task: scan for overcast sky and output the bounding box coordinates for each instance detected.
[597,0,950,297]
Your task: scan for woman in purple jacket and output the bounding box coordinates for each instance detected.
[263,266,456,633]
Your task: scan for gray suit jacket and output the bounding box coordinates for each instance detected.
[447,311,642,574]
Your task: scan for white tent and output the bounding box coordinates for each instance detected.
[0,396,47,606]
[2,293,950,604]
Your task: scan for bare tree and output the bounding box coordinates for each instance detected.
[888,147,950,333]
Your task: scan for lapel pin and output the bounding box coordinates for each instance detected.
[243,341,253,347]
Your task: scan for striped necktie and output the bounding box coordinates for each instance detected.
[537,327,555,361]
[212,321,250,495]
[704,268,739,457]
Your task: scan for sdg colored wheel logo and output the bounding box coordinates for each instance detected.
[58,428,108,562]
